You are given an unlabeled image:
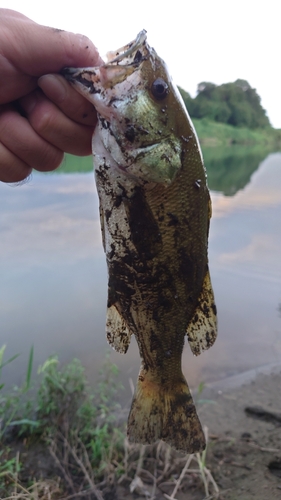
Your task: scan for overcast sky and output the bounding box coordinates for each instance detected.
[2,0,281,128]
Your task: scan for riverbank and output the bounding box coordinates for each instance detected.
[198,367,281,500]
[1,354,281,499]
[56,120,281,174]
[193,118,281,148]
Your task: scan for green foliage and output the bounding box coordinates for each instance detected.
[54,120,281,177]
[0,349,126,495]
[179,79,271,129]
[0,449,20,491]
[0,351,220,498]
[202,144,271,196]
[0,349,123,447]
[0,346,36,441]
[193,117,281,148]
[58,154,93,173]
[36,354,122,431]
[0,347,36,493]
[37,356,87,431]
[195,118,281,196]
[178,86,195,116]
[36,354,124,477]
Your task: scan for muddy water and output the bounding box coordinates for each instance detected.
[0,151,280,398]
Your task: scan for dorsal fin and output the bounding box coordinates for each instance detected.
[187,268,217,356]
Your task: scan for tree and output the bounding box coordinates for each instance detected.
[178,87,195,116]
[181,80,271,129]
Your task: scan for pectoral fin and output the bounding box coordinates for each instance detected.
[106,304,131,354]
[187,268,217,356]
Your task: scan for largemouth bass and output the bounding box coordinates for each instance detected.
[62,31,217,453]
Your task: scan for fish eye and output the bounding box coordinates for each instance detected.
[151,78,169,100]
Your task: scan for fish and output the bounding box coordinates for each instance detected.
[62,30,217,453]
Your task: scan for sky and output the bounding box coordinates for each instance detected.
[1,0,281,128]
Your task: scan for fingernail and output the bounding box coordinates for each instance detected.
[38,74,67,103]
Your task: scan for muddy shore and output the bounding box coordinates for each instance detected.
[2,365,281,499]
[196,366,281,499]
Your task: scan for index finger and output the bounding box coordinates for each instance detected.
[37,74,97,127]
[2,9,103,75]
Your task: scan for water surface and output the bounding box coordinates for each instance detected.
[0,150,280,396]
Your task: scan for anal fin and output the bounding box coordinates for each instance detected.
[106,304,131,354]
[187,268,217,356]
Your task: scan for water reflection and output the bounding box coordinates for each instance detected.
[199,152,281,381]
[0,150,280,396]
[203,145,276,196]
[0,174,108,387]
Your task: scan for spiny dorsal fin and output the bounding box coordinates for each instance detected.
[106,304,131,354]
[187,268,217,356]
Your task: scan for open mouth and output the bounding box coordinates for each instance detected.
[105,30,149,67]
[61,31,151,97]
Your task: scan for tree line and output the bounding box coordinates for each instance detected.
[179,80,270,129]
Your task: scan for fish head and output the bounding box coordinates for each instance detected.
[62,31,195,185]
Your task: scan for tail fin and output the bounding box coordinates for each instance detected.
[127,372,205,453]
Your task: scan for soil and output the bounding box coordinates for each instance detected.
[118,368,281,500]
[196,369,281,500]
[3,368,281,500]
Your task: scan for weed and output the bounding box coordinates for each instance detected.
[34,354,125,496]
[0,346,36,441]
[37,355,88,434]
[195,427,219,499]
[0,351,220,499]
[193,381,217,408]
[0,450,19,480]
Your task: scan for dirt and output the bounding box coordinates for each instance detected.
[116,370,281,500]
[3,369,281,499]
[195,370,281,499]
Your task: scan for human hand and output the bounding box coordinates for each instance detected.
[0,9,103,182]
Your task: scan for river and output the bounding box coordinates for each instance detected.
[0,148,280,397]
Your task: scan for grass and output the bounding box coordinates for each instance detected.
[57,154,93,174]
[0,348,219,499]
[0,346,36,440]
[193,118,281,148]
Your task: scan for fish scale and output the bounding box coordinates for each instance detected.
[62,30,217,452]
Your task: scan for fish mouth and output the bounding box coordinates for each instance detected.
[105,29,148,66]
[61,30,151,94]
